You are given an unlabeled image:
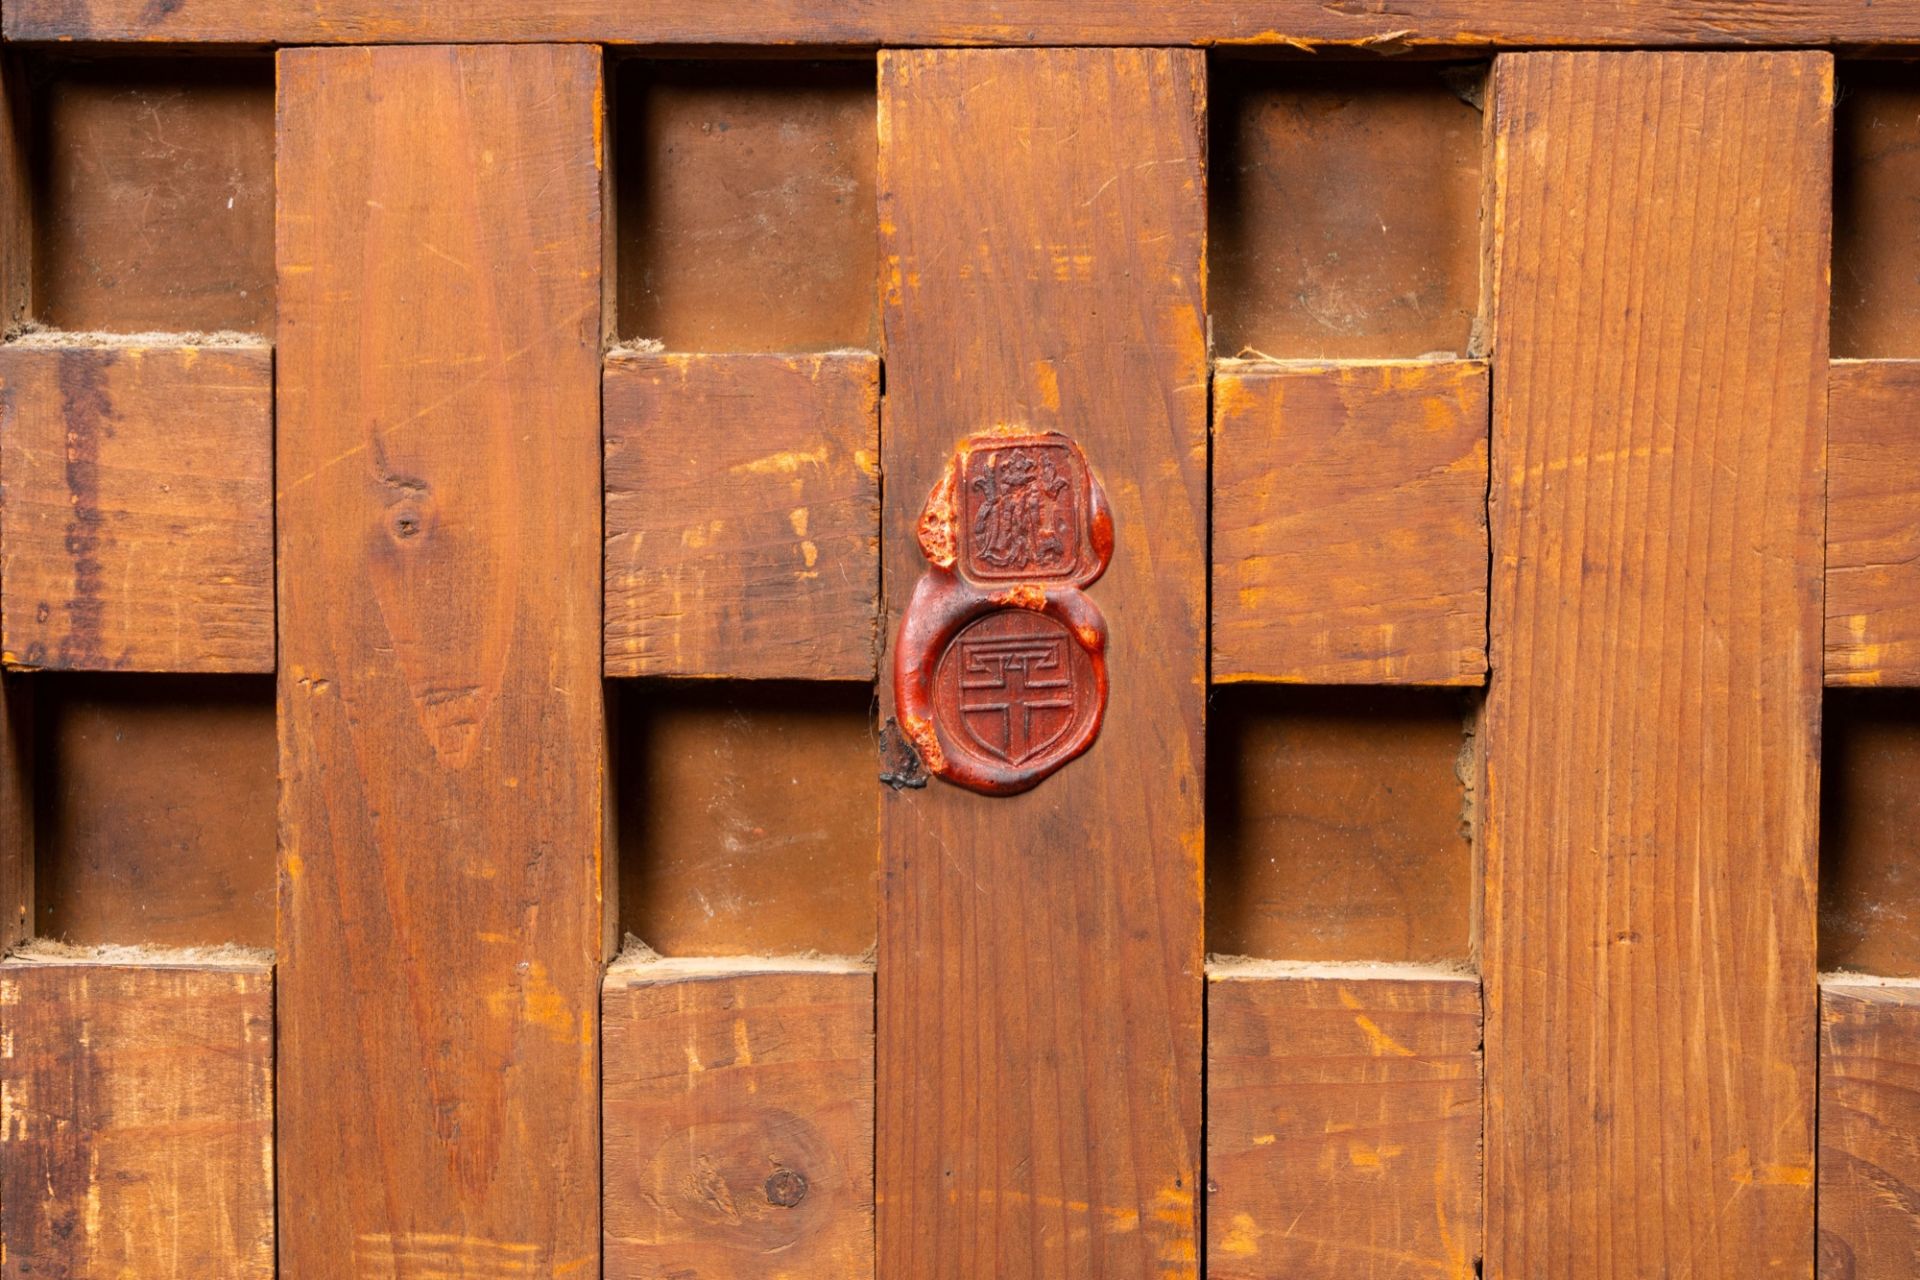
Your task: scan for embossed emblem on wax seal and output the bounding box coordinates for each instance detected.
[894,429,1111,796]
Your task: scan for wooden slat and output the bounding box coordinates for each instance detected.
[1483,51,1829,1277]
[1207,965,1480,1280]
[603,957,874,1277]
[1819,978,1920,1277]
[876,49,1206,1277]
[275,45,607,1270]
[0,343,273,673]
[16,1,1920,48]
[1212,359,1487,685]
[0,57,25,953]
[0,955,274,1278]
[604,351,879,680]
[1829,359,1920,685]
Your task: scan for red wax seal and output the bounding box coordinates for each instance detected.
[894,430,1111,795]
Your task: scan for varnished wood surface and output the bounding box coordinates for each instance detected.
[1208,687,1473,964]
[16,1,1920,47]
[1819,979,1920,1278]
[1829,359,1920,685]
[614,59,877,352]
[1483,51,1829,1277]
[26,56,275,335]
[604,351,880,680]
[603,957,874,1277]
[877,48,1207,1278]
[275,45,607,1271]
[1211,62,1482,360]
[1212,359,1487,684]
[0,955,274,1278]
[1207,965,1480,1279]
[0,344,274,673]
[615,680,876,957]
[33,674,274,948]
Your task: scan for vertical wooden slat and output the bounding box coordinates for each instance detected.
[0,49,31,954]
[275,45,606,1271]
[876,48,1207,1278]
[0,956,275,1278]
[1483,52,1829,1277]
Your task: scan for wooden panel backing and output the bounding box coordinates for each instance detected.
[1483,51,1830,1277]
[26,55,274,334]
[1207,686,1473,963]
[1821,689,1920,976]
[614,59,877,352]
[604,351,880,680]
[34,674,274,948]
[0,954,273,1279]
[0,676,26,951]
[1834,66,1920,359]
[0,343,274,673]
[1829,359,1920,685]
[1210,61,1483,360]
[615,680,876,957]
[275,45,606,1270]
[18,2,1920,49]
[1207,965,1480,1279]
[1819,978,1920,1278]
[603,957,874,1277]
[1212,359,1488,684]
[877,48,1207,1277]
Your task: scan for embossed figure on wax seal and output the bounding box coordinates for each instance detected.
[894,429,1111,795]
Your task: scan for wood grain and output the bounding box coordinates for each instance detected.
[615,680,876,957]
[0,955,274,1279]
[1207,965,1480,1280]
[1211,62,1483,360]
[614,60,877,352]
[1208,686,1473,963]
[0,344,274,673]
[1212,359,1488,684]
[27,56,275,335]
[16,1,1920,48]
[1823,690,1920,976]
[1483,51,1830,1277]
[876,48,1207,1278]
[1829,359,1920,685]
[605,351,880,680]
[1819,979,1920,1278]
[33,674,274,948]
[275,45,606,1271]
[603,957,874,1277]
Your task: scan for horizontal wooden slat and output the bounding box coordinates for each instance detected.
[1818,978,1920,1276]
[605,351,879,680]
[1206,964,1480,1280]
[13,1,1920,46]
[603,956,874,1279]
[1829,359,1920,685]
[0,342,273,673]
[1212,359,1488,685]
[0,953,274,1278]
